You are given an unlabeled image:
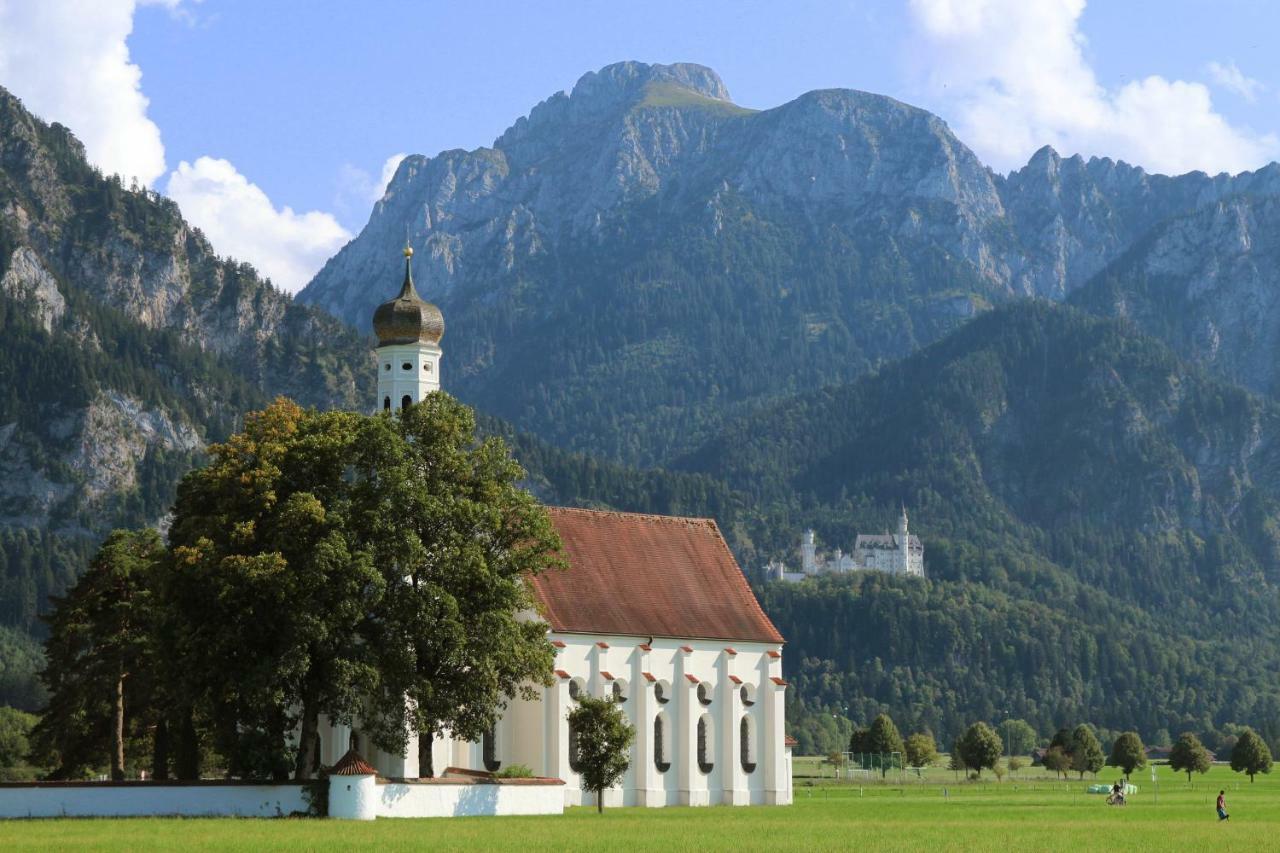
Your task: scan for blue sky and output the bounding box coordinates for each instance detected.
[2,1,1278,292]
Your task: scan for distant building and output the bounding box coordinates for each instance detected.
[766,506,924,582]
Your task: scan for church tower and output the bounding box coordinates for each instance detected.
[372,245,444,412]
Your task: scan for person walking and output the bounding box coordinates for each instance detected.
[1217,790,1229,821]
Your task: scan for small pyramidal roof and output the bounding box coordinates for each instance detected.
[330,748,377,776]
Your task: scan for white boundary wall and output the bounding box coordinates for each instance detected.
[377,780,564,818]
[0,779,565,820]
[0,783,307,819]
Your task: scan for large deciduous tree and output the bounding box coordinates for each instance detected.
[1107,731,1146,779]
[1230,728,1273,783]
[957,722,1002,778]
[167,400,382,780]
[1169,732,1212,782]
[343,393,560,776]
[1069,725,1105,779]
[567,695,635,813]
[31,529,165,780]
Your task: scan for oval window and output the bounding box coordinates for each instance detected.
[402,362,413,371]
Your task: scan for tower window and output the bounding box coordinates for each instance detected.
[383,397,391,412]
[401,395,412,411]
[384,363,391,371]
[654,714,670,773]
[402,362,412,371]
[423,363,432,372]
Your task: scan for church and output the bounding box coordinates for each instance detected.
[315,248,792,807]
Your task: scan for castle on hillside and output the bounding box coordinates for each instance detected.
[766,506,924,582]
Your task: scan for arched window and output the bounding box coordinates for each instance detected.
[383,396,391,412]
[654,680,670,705]
[482,725,501,772]
[697,682,713,706]
[612,678,628,702]
[740,683,756,707]
[401,395,412,411]
[654,714,670,772]
[740,715,756,773]
[697,715,714,773]
[568,721,582,773]
[569,677,586,701]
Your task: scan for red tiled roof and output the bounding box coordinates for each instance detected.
[638,643,652,651]
[767,650,781,659]
[530,508,784,644]
[554,669,571,679]
[729,675,743,684]
[785,735,799,748]
[681,645,694,653]
[551,640,566,648]
[331,749,376,776]
[724,647,738,655]
[642,671,657,682]
[601,671,615,681]
[684,673,700,684]
[596,641,610,649]
[770,676,788,686]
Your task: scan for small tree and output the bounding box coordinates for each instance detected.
[1069,725,1104,779]
[567,695,635,813]
[957,722,1002,778]
[948,743,967,781]
[997,719,1038,756]
[904,732,939,770]
[1042,746,1070,779]
[1107,731,1147,779]
[1230,728,1273,783]
[1008,756,1026,776]
[866,713,905,776]
[1169,732,1211,782]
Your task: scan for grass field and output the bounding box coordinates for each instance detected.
[0,763,1268,851]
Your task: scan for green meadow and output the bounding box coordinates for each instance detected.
[0,764,1269,851]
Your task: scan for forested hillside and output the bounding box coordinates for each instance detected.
[682,302,1280,746]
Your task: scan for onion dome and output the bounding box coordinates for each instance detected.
[372,246,444,346]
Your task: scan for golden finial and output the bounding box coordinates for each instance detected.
[403,244,414,258]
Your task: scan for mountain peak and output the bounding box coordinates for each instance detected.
[494,61,734,150]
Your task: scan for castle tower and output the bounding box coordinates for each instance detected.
[897,505,910,575]
[801,529,818,575]
[372,245,444,412]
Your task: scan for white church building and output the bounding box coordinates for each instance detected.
[315,248,792,808]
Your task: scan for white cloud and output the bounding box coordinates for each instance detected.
[0,0,167,185]
[1206,60,1263,102]
[167,157,351,294]
[908,0,1278,175]
[374,153,408,201]
[0,0,354,294]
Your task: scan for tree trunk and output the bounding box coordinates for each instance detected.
[111,670,126,781]
[597,788,603,814]
[152,718,170,781]
[419,733,434,778]
[176,706,200,780]
[294,695,319,781]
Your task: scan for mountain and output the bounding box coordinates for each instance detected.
[0,84,387,704]
[300,61,1280,466]
[1072,194,1280,400]
[677,300,1280,745]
